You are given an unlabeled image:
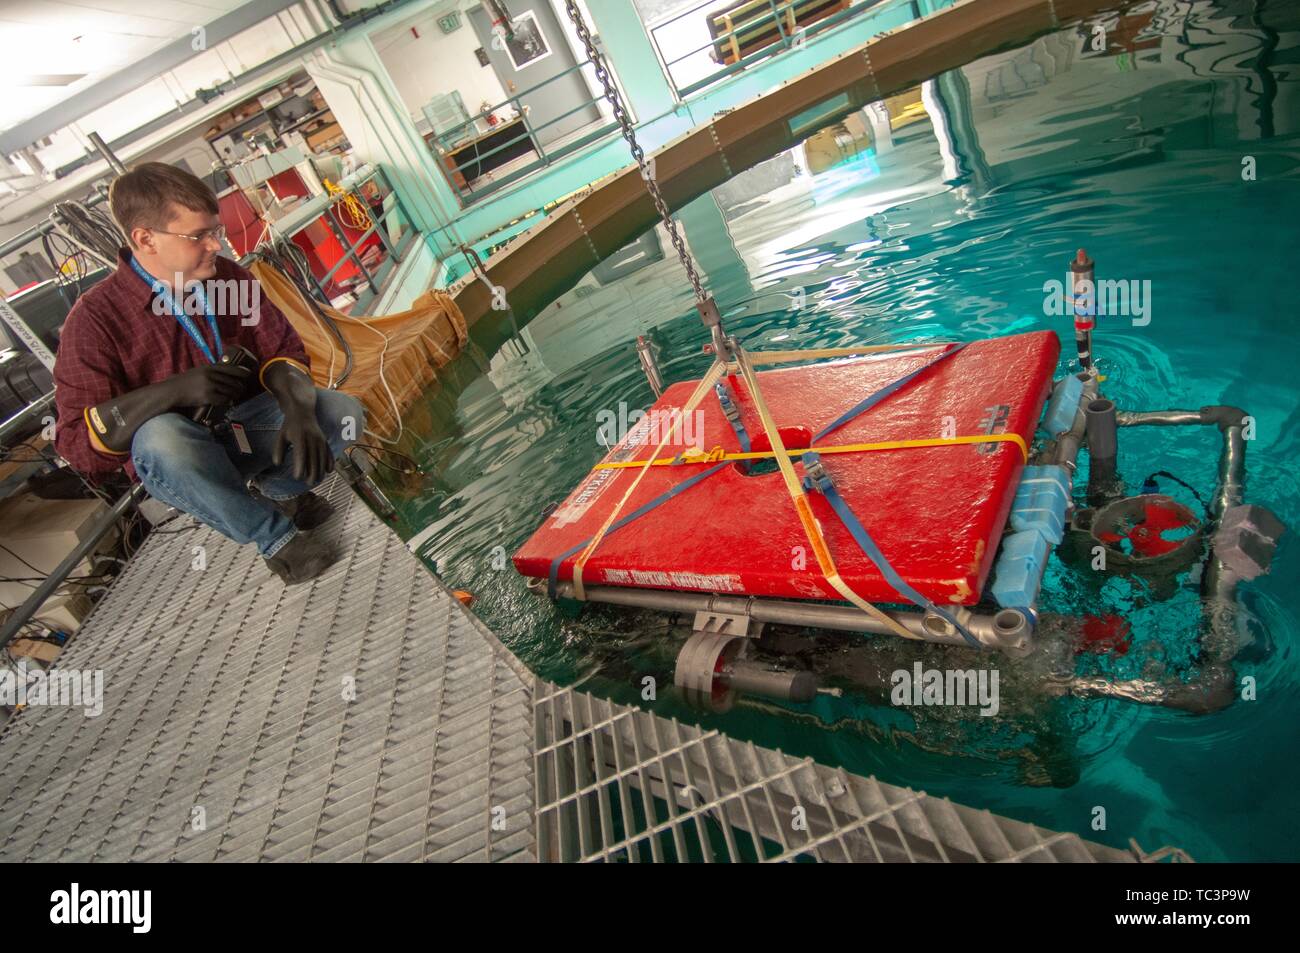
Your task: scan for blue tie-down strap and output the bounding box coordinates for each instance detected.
[715,380,752,453]
[799,451,983,649]
[1008,464,1072,544]
[548,461,730,599]
[814,342,968,443]
[990,529,1050,610]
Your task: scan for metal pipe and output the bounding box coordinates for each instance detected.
[1084,403,1252,711]
[635,335,664,397]
[1200,411,1249,673]
[1210,422,1247,519]
[0,391,55,445]
[87,131,126,175]
[550,582,1033,654]
[1112,405,1246,519]
[0,484,146,649]
[1041,674,1169,706]
[1050,372,1099,472]
[1085,397,1121,503]
[1043,664,1236,714]
[1085,398,1118,461]
[1116,410,1204,427]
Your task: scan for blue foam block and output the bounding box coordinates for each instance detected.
[991,530,1050,609]
[1043,375,1084,436]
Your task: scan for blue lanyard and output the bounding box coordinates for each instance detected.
[129,255,223,364]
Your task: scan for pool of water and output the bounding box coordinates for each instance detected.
[376,0,1299,861]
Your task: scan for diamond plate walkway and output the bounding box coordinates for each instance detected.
[0,476,1141,862]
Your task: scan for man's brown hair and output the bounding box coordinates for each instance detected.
[109,161,219,246]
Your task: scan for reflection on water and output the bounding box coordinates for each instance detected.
[380,0,1300,861]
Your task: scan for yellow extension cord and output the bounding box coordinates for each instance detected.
[323,178,372,230]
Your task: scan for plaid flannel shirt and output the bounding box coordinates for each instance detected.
[53,246,310,485]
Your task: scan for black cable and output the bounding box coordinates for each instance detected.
[2,420,129,508]
[1,573,113,584]
[41,230,89,311]
[51,200,125,266]
[1,433,69,463]
[1141,470,1212,518]
[122,510,143,559]
[0,543,49,578]
[345,442,419,475]
[280,242,352,380]
[15,632,66,647]
[247,242,355,387]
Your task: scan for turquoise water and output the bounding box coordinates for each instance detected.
[378,1,1299,861]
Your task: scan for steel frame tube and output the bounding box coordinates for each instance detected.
[635,335,664,397]
[87,131,126,176]
[1085,397,1120,502]
[1116,409,1204,427]
[1049,372,1100,472]
[0,484,147,649]
[0,392,55,446]
[550,582,1033,654]
[1062,404,1251,712]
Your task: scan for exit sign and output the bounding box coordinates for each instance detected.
[438,12,461,33]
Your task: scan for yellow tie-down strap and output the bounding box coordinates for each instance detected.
[571,359,727,601]
[738,341,956,367]
[730,346,926,642]
[592,432,1029,470]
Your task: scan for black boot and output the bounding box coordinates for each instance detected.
[275,491,336,531]
[263,530,340,585]
[249,483,337,531]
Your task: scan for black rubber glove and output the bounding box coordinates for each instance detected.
[264,361,331,485]
[166,363,254,407]
[272,404,332,485]
[86,364,252,454]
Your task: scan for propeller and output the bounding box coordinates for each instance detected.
[1076,613,1133,656]
[1096,498,1196,558]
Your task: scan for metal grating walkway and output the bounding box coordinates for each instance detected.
[534,683,1134,863]
[0,475,535,862]
[0,476,1139,862]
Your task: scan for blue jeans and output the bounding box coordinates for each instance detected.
[131,388,367,557]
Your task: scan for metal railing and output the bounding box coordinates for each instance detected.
[428,58,619,206]
[245,164,418,313]
[648,0,921,99]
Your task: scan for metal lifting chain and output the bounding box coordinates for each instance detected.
[562,0,729,353]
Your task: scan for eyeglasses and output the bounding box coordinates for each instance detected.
[152,225,227,244]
